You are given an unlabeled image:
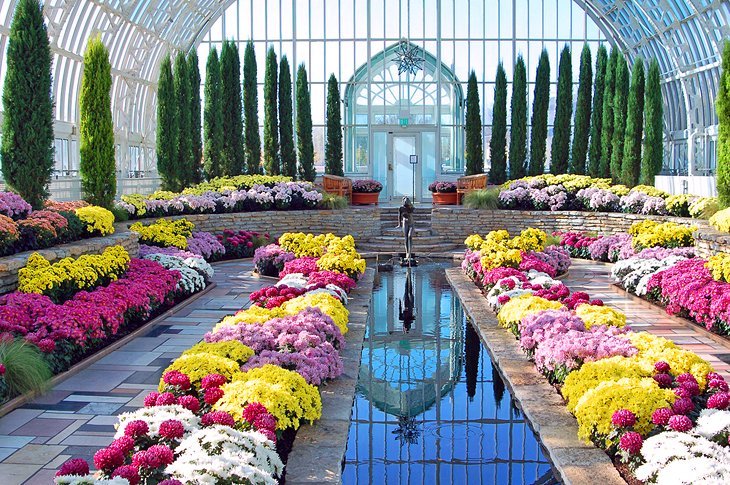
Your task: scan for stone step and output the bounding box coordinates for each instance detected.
[381,227,433,235]
[363,235,450,243]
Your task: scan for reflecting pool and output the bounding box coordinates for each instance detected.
[342,263,558,484]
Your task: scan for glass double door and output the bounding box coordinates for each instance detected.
[372,129,436,202]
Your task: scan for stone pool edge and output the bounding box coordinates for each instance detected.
[445,267,626,485]
[284,267,375,485]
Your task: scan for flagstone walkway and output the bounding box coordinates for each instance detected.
[561,259,730,379]
[0,260,267,485]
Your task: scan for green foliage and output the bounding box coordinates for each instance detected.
[203,47,224,179]
[551,45,573,175]
[719,40,730,207]
[571,44,593,175]
[319,192,348,209]
[174,52,193,190]
[156,54,178,191]
[110,204,129,222]
[509,55,528,179]
[588,45,608,177]
[465,71,484,175]
[463,188,500,210]
[279,56,296,179]
[599,47,619,178]
[296,64,315,182]
[325,74,344,176]
[489,63,508,184]
[610,55,630,182]
[0,338,51,402]
[188,51,202,184]
[529,49,551,176]
[79,35,116,209]
[0,0,54,209]
[243,40,261,175]
[263,47,280,175]
[640,59,665,186]
[220,40,245,176]
[621,58,645,187]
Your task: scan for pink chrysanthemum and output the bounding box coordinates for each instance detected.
[55,458,89,477]
[676,373,697,385]
[201,373,228,390]
[155,392,178,406]
[111,465,141,485]
[672,397,695,415]
[651,407,674,426]
[611,409,637,428]
[123,420,149,438]
[204,387,225,405]
[158,419,185,440]
[242,402,269,423]
[109,436,135,455]
[177,395,200,413]
[132,450,160,469]
[707,392,730,410]
[201,410,235,427]
[147,444,175,466]
[619,431,643,454]
[654,361,671,373]
[93,447,125,471]
[709,379,730,392]
[673,386,692,399]
[143,392,159,407]
[668,414,693,432]
[680,380,700,397]
[653,373,673,388]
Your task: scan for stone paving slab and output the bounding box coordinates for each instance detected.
[0,260,267,482]
[445,267,625,485]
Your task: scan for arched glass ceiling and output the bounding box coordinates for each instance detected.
[0,0,727,178]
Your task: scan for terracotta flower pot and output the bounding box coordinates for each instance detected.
[431,192,458,205]
[351,192,380,205]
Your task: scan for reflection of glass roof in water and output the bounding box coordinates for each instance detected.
[357,265,463,417]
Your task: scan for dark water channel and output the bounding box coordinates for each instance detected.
[342,263,558,484]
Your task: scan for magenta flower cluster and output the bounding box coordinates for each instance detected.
[0,259,180,349]
[280,256,320,277]
[308,271,357,293]
[253,244,296,276]
[0,192,32,219]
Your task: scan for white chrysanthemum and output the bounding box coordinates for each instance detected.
[636,431,730,484]
[183,257,215,280]
[695,409,730,440]
[166,425,283,485]
[114,405,201,439]
[276,273,308,289]
[54,476,130,485]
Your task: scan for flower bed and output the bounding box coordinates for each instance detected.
[54,233,367,483]
[461,229,729,484]
[118,177,324,219]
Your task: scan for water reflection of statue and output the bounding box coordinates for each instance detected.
[396,196,415,264]
[465,321,480,400]
[398,267,416,333]
[392,415,420,445]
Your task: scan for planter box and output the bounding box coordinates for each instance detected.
[352,192,380,205]
[432,192,458,205]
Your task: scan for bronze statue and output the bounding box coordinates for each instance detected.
[396,196,415,264]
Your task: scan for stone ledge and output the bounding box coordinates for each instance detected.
[284,267,374,485]
[445,267,626,485]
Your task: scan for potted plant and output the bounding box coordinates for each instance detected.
[351,179,382,205]
[428,181,458,205]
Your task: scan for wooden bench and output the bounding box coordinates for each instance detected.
[456,173,488,204]
[322,174,353,203]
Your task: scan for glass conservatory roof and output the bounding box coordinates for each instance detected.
[0,0,727,153]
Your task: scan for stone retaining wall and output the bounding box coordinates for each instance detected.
[431,208,730,257]
[152,208,383,241]
[0,231,139,294]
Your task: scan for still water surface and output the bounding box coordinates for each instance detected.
[342,263,557,484]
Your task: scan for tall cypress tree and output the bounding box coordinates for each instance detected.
[79,35,116,208]
[599,47,619,178]
[0,0,54,209]
[551,45,573,174]
[156,54,178,190]
[716,40,730,207]
[203,47,223,179]
[529,49,550,176]
[263,46,280,175]
[509,55,528,180]
[220,41,245,176]
[621,58,645,187]
[325,74,344,176]
[588,45,608,177]
[570,44,592,175]
[296,64,315,182]
[489,63,507,184]
[640,59,665,186]
[465,71,483,175]
[174,52,192,190]
[610,55,630,182]
[279,56,296,179]
[243,41,261,174]
[188,51,202,184]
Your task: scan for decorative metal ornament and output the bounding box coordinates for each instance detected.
[392,41,424,76]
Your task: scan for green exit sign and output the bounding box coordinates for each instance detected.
[399,117,409,127]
